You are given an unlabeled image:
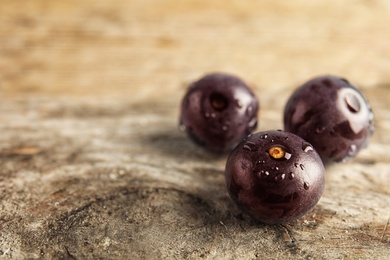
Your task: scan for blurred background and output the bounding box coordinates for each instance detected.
[1,0,389,105]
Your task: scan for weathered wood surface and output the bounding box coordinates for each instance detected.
[0,0,389,259]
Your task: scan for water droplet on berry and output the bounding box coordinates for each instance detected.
[344,92,360,113]
[257,170,269,179]
[235,99,242,108]
[348,144,357,156]
[222,125,228,131]
[300,164,305,170]
[246,105,253,114]
[304,182,310,190]
[261,134,268,139]
[281,174,286,180]
[256,171,265,178]
[257,160,265,165]
[243,145,251,151]
[302,143,314,152]
[244,141,257,152]
[257,171,269,179]
[315,126,325,133]
[248,117,257,128]
[288,172,294,180]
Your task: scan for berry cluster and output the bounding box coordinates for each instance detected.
[179,73,374,224]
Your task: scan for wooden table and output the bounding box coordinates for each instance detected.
[1,1,389,259]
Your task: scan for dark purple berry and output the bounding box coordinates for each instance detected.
[179,73,259,152]
[225,130,325,224]
[284,75,374,163]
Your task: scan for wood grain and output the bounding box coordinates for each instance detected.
[0,0,389,259]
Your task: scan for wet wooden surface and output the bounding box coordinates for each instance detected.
[0,0,389,259]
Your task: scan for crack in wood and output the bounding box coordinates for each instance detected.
[380,216,390,243]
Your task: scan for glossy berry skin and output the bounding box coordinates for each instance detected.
[284,75,375,163]
[225,130,325,224]
[179,73,259,152]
